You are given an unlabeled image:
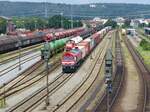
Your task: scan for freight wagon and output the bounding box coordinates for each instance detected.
[0,27,84,53]
[64,25,105,51]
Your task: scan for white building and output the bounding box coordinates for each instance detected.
[130,18,150,28]
[115,17,125,26]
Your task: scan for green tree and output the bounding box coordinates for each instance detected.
[48,15,82,29]
[13,17,49,31]
[12,16,82,31]
[0,18,7,34]
[140,39,150,50]
[48,15,61,28]
[104,19,117,28]
[139,23,147,28]
[122,19,131,28]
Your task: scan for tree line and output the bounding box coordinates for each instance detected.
[1,1,150,19]
[0,15,83,34]
[0,18,7,34]
[13,15,82,31]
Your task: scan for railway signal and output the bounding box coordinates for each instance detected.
[43,41,51,60]
[43,41,50,107]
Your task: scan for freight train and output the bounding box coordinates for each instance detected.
[61,27,111,73]
[64,26,106,51]
[41,25,105,60]
[0,27,84,53]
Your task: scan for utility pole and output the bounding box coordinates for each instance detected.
[45,53,49,107]
[107,89,109,112]
[3,83,6,106]
[71,4,73,29]
[52,32,56,56]
[22,21,25,29]
[44,0,48,18]
[18,36,22,71]
[106,81,112,112]
[60,12,64,28]
[0,83,6,108]
[43,41,50,107]
[34,20,37,30]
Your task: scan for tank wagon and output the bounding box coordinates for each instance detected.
[41,38,70,59]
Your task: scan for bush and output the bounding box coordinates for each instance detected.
[140,39,150,50]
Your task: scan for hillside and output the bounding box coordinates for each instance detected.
[0,1,150,19]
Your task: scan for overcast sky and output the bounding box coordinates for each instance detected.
[1,0,150,4]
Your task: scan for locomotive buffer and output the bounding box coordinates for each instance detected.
[105,49,113,112]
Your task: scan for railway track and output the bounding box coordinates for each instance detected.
[0,60,44,98]
[0,31,110,112]
[94,30,124,112]
[137,29,150,43]
[0,43,42,65]
[5,31,111,112]
[51,35,110,112]
[6,72,74,112]
[0,55,61,99]
[124,35,150,112]
[0,60,43,90]
[0,53,41,77]
[66,31,115,112]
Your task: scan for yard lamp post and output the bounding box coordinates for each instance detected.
[43,41,50,107]
[71,4,73,29]
[3,83,6,107]
[18,36,22,71]
[34,20,37,30]
[60,12,64,28]
[22,21,25,29]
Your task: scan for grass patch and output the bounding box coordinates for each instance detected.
[140,39,150,50]
[137,46,150,69]
[0,99,6,108]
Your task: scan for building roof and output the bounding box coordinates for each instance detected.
[0,16,11,20]
[144,27,150,31]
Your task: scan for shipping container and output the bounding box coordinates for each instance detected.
[77,46,86,58]
[78,41,90,54]
[83,38,95,50]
